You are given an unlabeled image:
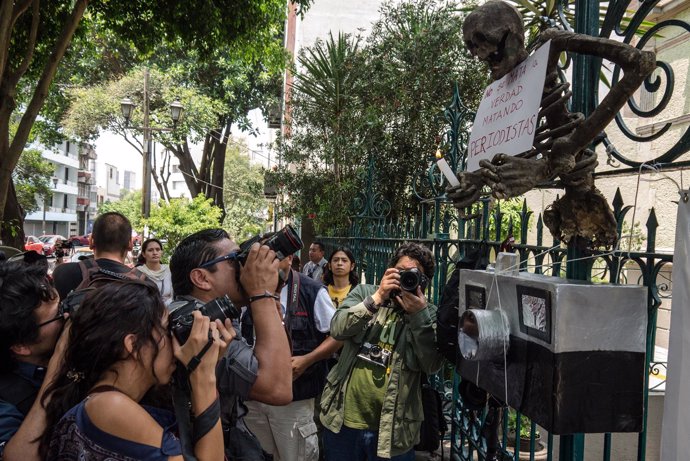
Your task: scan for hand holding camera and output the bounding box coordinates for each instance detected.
[172,310,232,377]
[239,242,281,302]
[373,267,428,314]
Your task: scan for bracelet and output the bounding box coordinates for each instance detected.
[363,295,379,314]
[248,290,280,305]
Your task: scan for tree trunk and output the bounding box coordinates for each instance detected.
[0,0,89,223]
[1,181,25,249]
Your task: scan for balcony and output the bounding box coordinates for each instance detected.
[77,197,90,207]
[54,179,78,196]
[42,149,79,169]
[78,170,94,185]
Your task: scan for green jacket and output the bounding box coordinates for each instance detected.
[319,284,444,458]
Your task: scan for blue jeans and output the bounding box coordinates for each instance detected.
[322,426,415,461]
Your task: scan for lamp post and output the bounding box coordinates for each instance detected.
[120,68,183,218]
[42,177,59,235]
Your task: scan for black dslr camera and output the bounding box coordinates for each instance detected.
[237,225,303,263]
[390,268,429,301]
[168,295,241,344]
[357,342,392,369]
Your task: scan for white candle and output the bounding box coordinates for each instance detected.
[437,157,460,187]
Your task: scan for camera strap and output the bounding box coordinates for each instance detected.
[284,269,302,353]
[186,337,215,373]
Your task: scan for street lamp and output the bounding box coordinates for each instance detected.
[42,177,59,235]
[119,68,184,218]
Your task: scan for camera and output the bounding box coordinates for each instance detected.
[390,268,429,301]
[237,225,303,263]
[357,342,392,369]
[168,295,241,344]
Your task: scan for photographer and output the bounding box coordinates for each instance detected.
[170,229,292,459]
[319,242,444,460]
[0,261,68,461]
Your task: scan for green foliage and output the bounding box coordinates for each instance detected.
[275,0,489,234]
[488,198,532,242]
[97,191,222,256]
[13,149,54,216]
[222,143,269,241]
[507,410,539,440]
[98,190,145,232]
[147,194,223,252]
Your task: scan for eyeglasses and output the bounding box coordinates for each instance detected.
[198,250,240,269]
[38,313,64,328]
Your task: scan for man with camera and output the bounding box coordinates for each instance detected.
[0,261,69,461]
[319,242,444,460]
[243,252,340,461]
[169,228,293,459]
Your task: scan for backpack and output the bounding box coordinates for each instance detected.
[61,259,149,314]
[414,374,447,453]
[436,242,490,364]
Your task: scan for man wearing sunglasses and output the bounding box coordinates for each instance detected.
[0,261,69,461]
[170,229,292,460]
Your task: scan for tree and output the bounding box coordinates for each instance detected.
[13,148,53,216]
[273,0,489,234]
[0,0,312,248]
[98,189,144,233]
[146,195,224,253]
[222,143,269,241]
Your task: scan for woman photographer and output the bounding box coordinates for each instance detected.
[137,238,174,306]
[323,247,359,308]
[39,280,233,461]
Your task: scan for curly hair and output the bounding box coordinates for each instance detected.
[389,242,435,279]
[0,261,57,372]
[39,280,165,456]
[322,247,359,287]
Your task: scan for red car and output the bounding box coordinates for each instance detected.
[39,234,67,256]
[24,235,44,254]
[69,234,91,246]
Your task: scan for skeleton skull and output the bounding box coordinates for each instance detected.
[463,1,529,80]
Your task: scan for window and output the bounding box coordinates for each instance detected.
[65,169,69,181]
[66,141,70,155]
[109,168,113,179]
[172,165,180,173]
[63,195,68,209]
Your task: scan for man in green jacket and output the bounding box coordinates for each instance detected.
[319,242,444,460]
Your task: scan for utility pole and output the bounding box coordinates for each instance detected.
[121,68,183,220]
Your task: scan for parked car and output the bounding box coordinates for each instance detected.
[24,235,44,254]
[69,234,90,246]
[39,234,67,256]
[70,247,94,262]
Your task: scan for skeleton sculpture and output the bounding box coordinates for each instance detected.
[449,1,656,247]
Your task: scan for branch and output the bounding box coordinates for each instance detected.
[8,0,40,87]
[9,0,89,166]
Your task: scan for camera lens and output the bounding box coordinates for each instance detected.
[370,345,382,358]
[202,295,241,323]
[399,269,421,292]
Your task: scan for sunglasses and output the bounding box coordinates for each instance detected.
[198,250,240,269]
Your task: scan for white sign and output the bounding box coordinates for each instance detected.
[466,41,551,172]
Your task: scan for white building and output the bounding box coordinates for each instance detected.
[24,140,97,237]
[105,163,120,202]
[123,170,136,191]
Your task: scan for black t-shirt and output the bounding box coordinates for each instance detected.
[53,258,131,300]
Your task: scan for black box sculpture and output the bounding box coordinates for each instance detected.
[457,269,647,434]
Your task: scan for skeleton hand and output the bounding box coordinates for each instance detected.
[480,154,549,199]
[559,149,598,189]
[446,171,486,208]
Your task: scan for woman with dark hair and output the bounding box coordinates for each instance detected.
[138,238,173,306]
[323,247,358,308]
[40,280,233,461]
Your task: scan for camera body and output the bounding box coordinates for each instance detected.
[456,269,647,434]
[357,342,392,369]
[169,295,241,344]
[237,225,303,263]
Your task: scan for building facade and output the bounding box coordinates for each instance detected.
[24,140,97,237]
